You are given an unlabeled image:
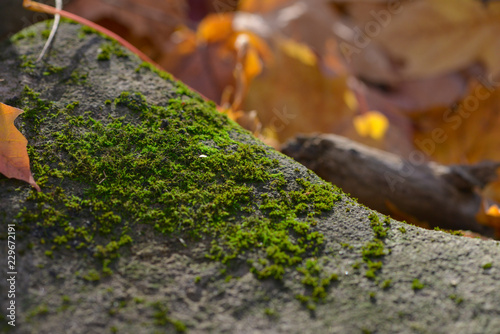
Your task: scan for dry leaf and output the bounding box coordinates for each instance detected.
[239,0,292,13]
[477,203,500,238]
[161,13,271,103]
[0,103,40,191]
[373,0,500,79]
[353,111,389,141]
[476,171,500,235]
[411,83,500,164]
[332,0,498,112]
[242,37,352,143]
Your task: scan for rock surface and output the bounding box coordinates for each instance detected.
[1,22,500,334]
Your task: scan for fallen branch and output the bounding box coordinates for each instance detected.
[282,134,498,236]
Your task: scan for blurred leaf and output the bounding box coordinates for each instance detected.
[411,84,500,164]
[162,13,271,103]
[374,0,500,79]
[197,14,233,42]
[353,111,389,141]
[239,0,293,13]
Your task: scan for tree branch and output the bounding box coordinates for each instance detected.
[282,134,497,236]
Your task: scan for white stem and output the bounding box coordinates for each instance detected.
[36,0,62,62]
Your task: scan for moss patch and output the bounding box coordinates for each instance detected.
[10,83,342,302]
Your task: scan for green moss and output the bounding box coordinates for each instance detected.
[28,304,49,318]
[449,294,463,304]
[296,260,338,301]
[306,303,316,311]
[482,262,492,269]
[19,55,36,73]
[295,294,310,304]
[361,240,387,260]
[152,302,187,333]
[412,278,424,290]
[83,269,101,282]
[102,259,113,276]
[368,212,389,239]
[381,279,392,289]
[365,270,376,280]
[11,31,26,42]
[134,62,206,104]
[68,70,88,84]
[41,29,51,39]
[367,260,382,271]
[97,41,129,60]
[360,213,391,281]
[42,64,65,76]
[78,25,110,40]
[135,62,173,81]
[434,226,464,236]
[13,82,343,307]
[57,295,72,312]
[341,242,353,249]
[398,226,407,234]
[79,25,96,39]
[264,308,277,317]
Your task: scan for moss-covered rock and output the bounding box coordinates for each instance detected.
[1,21,500,334]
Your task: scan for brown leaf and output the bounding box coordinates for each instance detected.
[161,13,271,104]
[373,0,500,79]
[410,83,500,164]
[0,103,40,191]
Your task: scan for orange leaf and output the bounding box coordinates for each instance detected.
[197,14,234,43]
[243,47,263,83]
[239,0,293,13]
[0,103,40,191]
[486,204,500,217]
[353,111,389,141]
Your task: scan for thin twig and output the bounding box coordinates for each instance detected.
[36,0,61,62]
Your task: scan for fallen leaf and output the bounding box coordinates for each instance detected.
[477,203,500,238]
[353,110,389,141]
[242,37,352,143]
[238,0,292,13]
[411,82,500,164]
[486,205,500,217]
[160,13,271,104]
[0,103,40,191]
[372,0,500,79]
